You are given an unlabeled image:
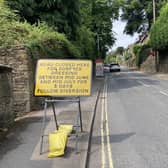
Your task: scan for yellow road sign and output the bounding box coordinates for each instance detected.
[34,59,92,96]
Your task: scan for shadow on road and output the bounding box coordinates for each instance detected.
[0,116,43,160]
[106,71,160,91]
[88,132,135,145]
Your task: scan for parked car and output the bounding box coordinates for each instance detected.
[110,63,120,72]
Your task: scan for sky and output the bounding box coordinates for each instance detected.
[111,19,139,50]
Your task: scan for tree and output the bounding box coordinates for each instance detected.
[150,3,168,50]
[93,0,116,57]
[6,0,81,40]
[80,0,120,58]
[115,46,124,55]
[120,0,167,35]
[6,0,121,59]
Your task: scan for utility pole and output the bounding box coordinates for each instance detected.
[152,0,156,23]
[152,0,159,72]
[97,33,100,58]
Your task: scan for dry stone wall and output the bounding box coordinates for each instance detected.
[0,46,42,117]
[159,53,168,73]
[140,55,156,73]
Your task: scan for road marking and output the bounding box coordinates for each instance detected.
[160,91,168,96]
[101,78,114,168]
[105,84,114,168]
[138,80,150,87]
[101,86,105,168]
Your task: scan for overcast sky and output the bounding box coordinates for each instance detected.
[111,19,138,50]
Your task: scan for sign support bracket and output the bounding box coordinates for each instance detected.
[40,97,83,155]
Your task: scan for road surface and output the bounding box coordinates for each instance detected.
[89,67,168,168]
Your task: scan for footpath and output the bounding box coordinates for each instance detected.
[129,67,168,80]
[0,78,104,168]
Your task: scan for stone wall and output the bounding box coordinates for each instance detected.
[0,46,42,117]
[159,52,168,73]
[140,55,156,73]
[0,66,13,128]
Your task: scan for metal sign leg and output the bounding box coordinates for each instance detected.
[78,98,83,132]
[40,100,48,154]
[51,102,58,130]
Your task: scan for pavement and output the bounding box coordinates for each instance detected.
[128,67,168,81]
[0,78,104,168]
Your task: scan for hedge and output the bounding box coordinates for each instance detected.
[150,3,168,50]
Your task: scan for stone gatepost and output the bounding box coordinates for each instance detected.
[0,65,13,128]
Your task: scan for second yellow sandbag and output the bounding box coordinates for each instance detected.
[58,124,73,135]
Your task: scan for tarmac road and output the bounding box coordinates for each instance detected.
[89,67,168,168]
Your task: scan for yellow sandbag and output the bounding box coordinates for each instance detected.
[58,124,73,135]
[48,131,67,158]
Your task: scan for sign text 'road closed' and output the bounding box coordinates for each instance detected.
[34,59,92,96]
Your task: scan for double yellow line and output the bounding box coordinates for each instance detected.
[101,81,114,168]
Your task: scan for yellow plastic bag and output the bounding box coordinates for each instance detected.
[58,124,73,135]
[48,131,67,158]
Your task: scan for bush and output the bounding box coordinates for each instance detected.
[150,3,168,50]
[133,44,151,67]
[133,45,141,56]
[0,0,80,59]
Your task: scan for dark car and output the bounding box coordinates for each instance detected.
[110,63,120,72]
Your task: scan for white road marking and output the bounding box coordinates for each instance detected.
[160,91,168,96]
[138,80,150,87]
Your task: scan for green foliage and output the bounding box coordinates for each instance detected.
[150,3,168,50]
[80,0,118,59]
[124,52,132,61]
[6,0,120,59]
[92,0,116,54]
[133,44,151,67]
[105,55,117,63]
[120,0,167,35]
[133,44,141,56]
[115,47,124,55]
[0,1,80,58]
[6,0,81,40]
[75,26,96,60]
[3,0,123,60]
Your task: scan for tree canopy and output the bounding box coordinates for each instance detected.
[150,3,168,50]
[5,0,122,59]
[120,0,167,35]
[6,0,81,40]
[0,0,80,58]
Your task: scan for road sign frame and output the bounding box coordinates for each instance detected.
[34,59,92,97]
